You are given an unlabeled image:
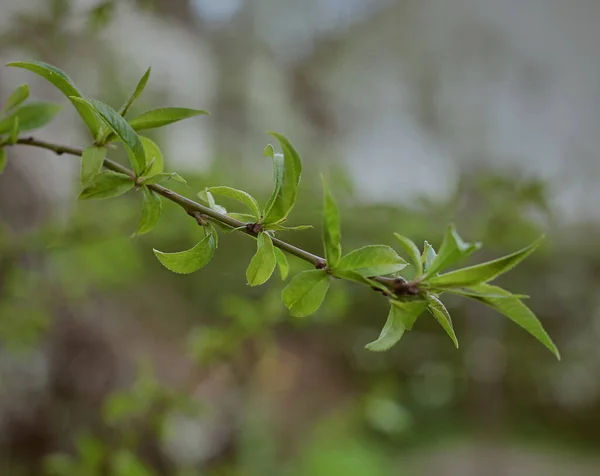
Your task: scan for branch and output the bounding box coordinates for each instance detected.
[12,137,403,293]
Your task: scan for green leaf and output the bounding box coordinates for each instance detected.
[140,136,163,176]
[197,189,227,214]
[72,97,146,175]
[427,295,458,348]
[393,233,423,276]
[119,67,151,118]
[7,61,101,137]
[78,170,133,200]
[331,268,392,296]
[0,102,61,134]
[264,224,313,232]
[262,132,302,225]
[9,117,18,145]
[422,241,436,272]
[262,152,284,218]
[81,145,107,185]
[228,212,256,222]
[428,236,544,287]
[208,186,261,219]
[0,148,6,176]
[128,107,208,131]
[440,287,528,300]
[2,83,29,112]
[365,300,427,352]
[140,172,186,186]
[246,232,277,286]
[263,143,274,158]
[336,245,407,277]
[281,269,330,317]
[321,175,341,268]
[274,247,289,280]
[422,225,481,279]
[135,187,162,236]
[462,283,560,359]
[153,233,215,274]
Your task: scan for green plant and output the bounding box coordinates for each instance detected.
[0,61,559,359]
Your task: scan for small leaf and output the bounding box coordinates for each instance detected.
[9,117,18,145]
[428,236,544,287]
[427,295,459,348]
[422,241,436,272]
[135,186,162,236]
[78,170,133,200]
[7,61,101,137]
[197,189,227,214]
[3,83,29,112]
[119,67,151,118]
[81,145,107,185]
[153,233,215,274]
[336,245,407,277]
[365,300,427,352]
[128,107,208,131]
[262,152,284,219]
[72,97,146,175]
[246,232,277,286]
[262,132,302,225]
[264,224,313,232]
[140,136,163,176]
[228,212,256,222]
[0,148,6,175]
[263,143,274,158]
[281,269,330,317]
[140,172,186,186]
[462,283,560,359]
[274,247,289,280]
[331,268,392,296]
[440,287,528,299]
[393,233,423,276]
[423,225,481,278]
[0,102,61,134]
[208,186,261,219]
[321,175,341,268]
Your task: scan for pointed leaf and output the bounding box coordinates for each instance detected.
[392,299,429,330]
[140,172,186,186]
[7,61,101,137]
[228,212,256,222]
[9,117,18,145]
[365,300,427,352]
[78,170,133,200]
[337,245,407,277]
[0,102,61,134]
[263,143,274,158]
[331,268,392,296]
[140,136,163,176]
[72,97,146,175]
[423,225,481,278]
[428,236,544,287]
[246,233,277,286]
[3,83,29,112]
[439,287,528,299]
[321,175,341,267]
[0,148,6,176]
[274,247,289,280]
[197,189,227,214]
[128,107,208,131]
[135,187,162,236]
[264,224,313,232]
[281,269,330,317]
[262,132,302,224]
[119,67,151,117]
[427,295,459,348]
[153,233,215,274]
[422,241,436,272]
[393,233,423,276]
[81,145,107,185]
[208,186,261,219]
[463,283,560,359]
[262,152,284,218]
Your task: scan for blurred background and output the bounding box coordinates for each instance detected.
[1,0,599,474]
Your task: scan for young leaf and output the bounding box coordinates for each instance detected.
[9,117,18,145]
[140,136,163,177]
[263,143,274,158]
[281,269,330,317]
[393,233,423,276]
[72,97,145,175]
[153,233,215,274]
[0,102,62,133]
[262,152,284,218]
[0,148,6,176]
[331,268,393,296]
[422,241,436,272]
[336,245,407,277]
[246,232,277,286]
[321,175,341,268]
[262,132,302,225]
[140,172,186,186]
[81,145,107,185]
[422,225,481,279]
[78,170,133,200]
[7,61,101,137]
[119,67,151,118]
[135,187,162,236]
[128,107,208,131]
[2,83,29,112]
[427,295,459,348]
[208,186,261,220]
[264,224,313,232]
[197,189,227,214]
[427,236,544,287]
[274,247,289,280]
[228,212,257,222]
[462,283,560,359]
[365,300,428,352]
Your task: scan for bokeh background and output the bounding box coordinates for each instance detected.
[1,0,600,474]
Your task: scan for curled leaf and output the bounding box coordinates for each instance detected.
[321,175,341,268]
[422,225,480,279]
[426,295,458,348]
[135,186,162,236]
[81,145,107,185]
[393,233,423,276]
[153,233,215,274]
[274,247,289,280]
[366,300,428,351]
[208,186,261,220]
[246,233,277,286]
